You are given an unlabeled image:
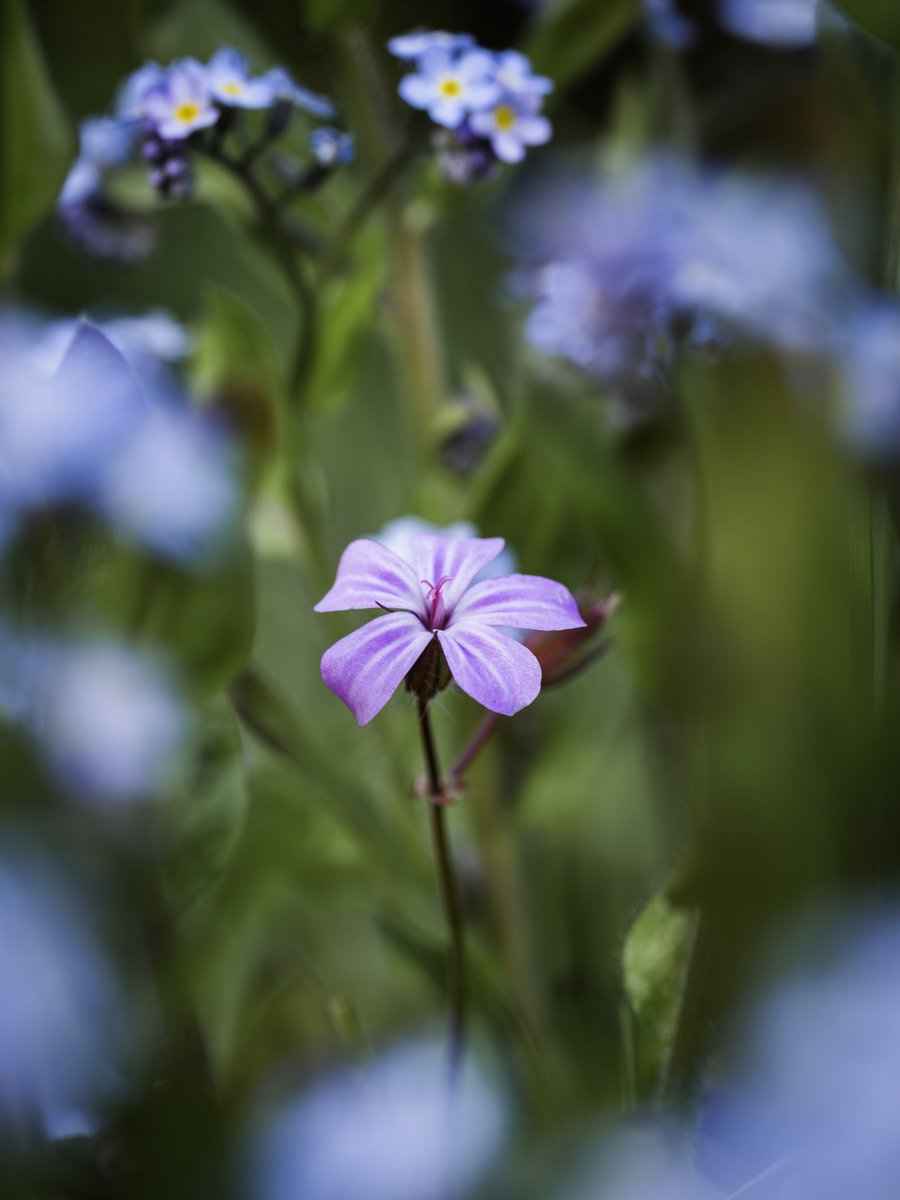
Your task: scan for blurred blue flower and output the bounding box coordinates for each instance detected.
[0,314,237,563]
[517,158,851,389]
[688,911,900,1198]
[644,0,700,48]
[59,116,136,207]
[96,310,192,367]
[492,49,553,99]
[309,127,355,166]
[57,114,149,260]
[468,93,552,164]
[57,191,156,263]
[719,0,817,48]
[115,61,167,120]
[670,172,848,352]
[79,115,136,168]
[28,640,189,806]
[387,30,476,60]
[249,1037,509,1200]
[207,47,278,109]
[374,516,518,581]
[142,59,219,140]
[0,319,146,513]
[58,156,102,207]
[839,301,900,457]
[398,46,501,129]
[36,309,190,380]
[0,844,125,1126]
[98,405,239,563]
[262,66,336,118]
[516,161,683,383]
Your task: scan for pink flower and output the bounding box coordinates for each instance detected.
[315,533,585,725]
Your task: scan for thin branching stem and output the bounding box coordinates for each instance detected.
[199,142,317,399]
[317,135,418,284]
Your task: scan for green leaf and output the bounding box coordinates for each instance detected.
[132,541,257,697]
[0,0,74,275]
[826,0,900,53]
[623,887,696,1096]
[193,283,285,393]
[163,695,247,909]
[525,0,641,89]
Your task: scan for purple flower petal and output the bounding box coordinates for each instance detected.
[315,539,424,615]
[398,74,434,109]
[412,534,504,613]
[430,97,467,128]
[437,622,541,715]
[320,613,433,726]
[494,133,525,164]
[518,116,552,146]
[451,574,585,631]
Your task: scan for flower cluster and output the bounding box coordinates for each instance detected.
[390,30,552,181]
[516,155,900,450]
[58,48,352,258]
[516,158,858,420]
[644,0,817,49]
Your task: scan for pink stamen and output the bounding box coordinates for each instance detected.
[421,576,453,627]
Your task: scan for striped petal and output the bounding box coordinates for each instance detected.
[320,613,432,726]
[450,574,585,632]
[437,622,541,716]
[412,534,505,613]
[315,539,424,615]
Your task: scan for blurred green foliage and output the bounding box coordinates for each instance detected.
[5,0,900,1196]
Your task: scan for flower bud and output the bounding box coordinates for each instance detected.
[405,637,451,703]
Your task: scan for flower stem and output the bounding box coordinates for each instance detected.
[450,710,500,784]
[417,696,466,1072]
[316,135,418,285]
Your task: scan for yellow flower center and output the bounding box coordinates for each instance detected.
[222,82,242,96]
[439,78,462,97]
[495,105,516,131]
[175,102,200,123]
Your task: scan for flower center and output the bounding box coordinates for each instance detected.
[421,576,453,629]
[175,102,201,123]
[439,78,462,98]
[494,105,516,131]
[222,82,243,96]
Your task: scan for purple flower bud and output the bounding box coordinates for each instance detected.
[164,156,188,179]
[142,135,165,162]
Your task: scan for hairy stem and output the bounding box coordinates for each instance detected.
[317,135,418,284]
[199,142,332,583]
[417,696,466,1072]
[450,710,500,784]
[200,142,317,400]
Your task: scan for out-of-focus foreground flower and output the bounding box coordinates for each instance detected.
[517,158,851,383]
[0,844,126,1132]
[247,1036,509,1200]
[0,313,238,563]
